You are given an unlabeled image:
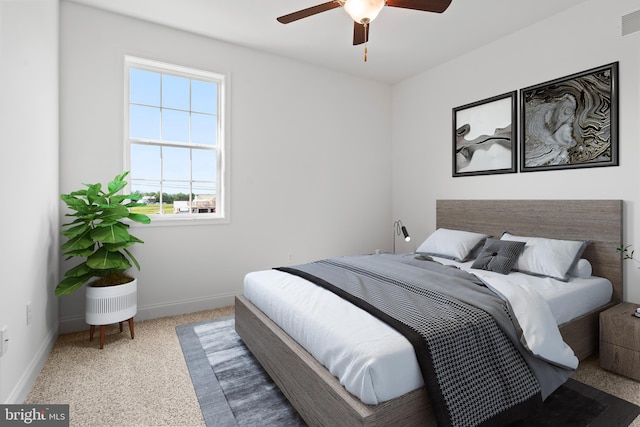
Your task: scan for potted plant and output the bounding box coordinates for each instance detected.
[56,171,150,347]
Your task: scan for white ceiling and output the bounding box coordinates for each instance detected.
[69,0,591,84]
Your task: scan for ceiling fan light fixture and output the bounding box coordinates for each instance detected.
[343,0,385,24]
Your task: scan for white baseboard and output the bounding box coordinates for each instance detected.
[58,293,239,334]
[5,325,58,404]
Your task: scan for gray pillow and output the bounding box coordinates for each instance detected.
[471,238,526,275]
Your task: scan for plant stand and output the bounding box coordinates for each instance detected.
[89,318,135,350]
[86,279,137,349]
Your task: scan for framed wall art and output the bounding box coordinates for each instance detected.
[452,91,517,177]
[520,62,619,172]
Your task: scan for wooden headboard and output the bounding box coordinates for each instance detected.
[436,200,623,303]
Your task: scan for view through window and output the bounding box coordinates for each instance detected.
[124,56,226,220]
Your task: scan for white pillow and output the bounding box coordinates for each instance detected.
[416,228,488,262]
[501,232,588,282]
[570,259,593,278]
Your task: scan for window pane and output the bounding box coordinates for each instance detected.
[131,179,160,196]
[192,80,217,114]
[192,148,216,181]
[131,144,160,180]
[194,183,216,196]
[126,58,225,218]
[130,105,160,140]
[162,109,189,142]
[162,74,189,110]
[162,146,191,181]
[192,113,216,145]
[130,69,160,106]
[163,180,191,196]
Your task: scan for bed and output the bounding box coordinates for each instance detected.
[235,199,623,426]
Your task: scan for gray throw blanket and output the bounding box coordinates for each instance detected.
[277,253,574,427]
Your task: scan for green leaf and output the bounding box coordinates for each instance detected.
[127,234,144,244]
[102,240,130,252]
[60,195,90,212]
[60,223,91,239]
[99,205,130,222]
[87,247,132,270]
[114,171,130,182]
[67,189,88,197]
[92,195,108,207]
[55,273,95,296]
[62,262,94,278]
[109,195,128,205]
[62,246,96,258]
[124,248,141,271]
[90,222,130,244]
[60,232,94,252]
[84,183,102,204]
[129,213,151,224]
[108,174,128,195]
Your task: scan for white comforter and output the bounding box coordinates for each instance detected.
[244,269,423,405]
[473,270,578,370]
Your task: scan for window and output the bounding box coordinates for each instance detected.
[124,56,228,223]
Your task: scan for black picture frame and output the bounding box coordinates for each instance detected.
[520,62,619,172]
[452,91,517,177]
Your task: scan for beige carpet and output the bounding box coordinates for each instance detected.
[26,306,640,426]
[25,306,233,426]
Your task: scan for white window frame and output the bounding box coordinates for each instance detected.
[123,56,230,226]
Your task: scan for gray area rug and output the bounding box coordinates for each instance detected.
[176,317,305,426]
[176,316,640,427]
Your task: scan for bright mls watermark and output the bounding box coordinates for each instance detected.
[1,405,69,426]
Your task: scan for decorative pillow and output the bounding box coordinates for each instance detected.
[501,232,589,282]
[570,259,593,278]
[415,228,489,262]
[471,238,526,275]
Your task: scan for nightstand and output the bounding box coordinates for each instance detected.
[599,302,640,381]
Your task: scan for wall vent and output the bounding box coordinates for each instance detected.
[622,10,640,36]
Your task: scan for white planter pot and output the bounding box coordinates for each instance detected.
[85,279,137,325]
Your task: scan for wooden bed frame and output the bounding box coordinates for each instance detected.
[235,200,623,426]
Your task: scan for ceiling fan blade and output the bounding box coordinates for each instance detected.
[353,22,368,45]
[277,1,342,24]
[385,0,452,13]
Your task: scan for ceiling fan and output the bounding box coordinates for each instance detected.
[277,0,452,61]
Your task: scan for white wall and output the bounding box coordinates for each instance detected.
[58,2,393,331]
[391,0,640,303]
[0,0,59,403]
